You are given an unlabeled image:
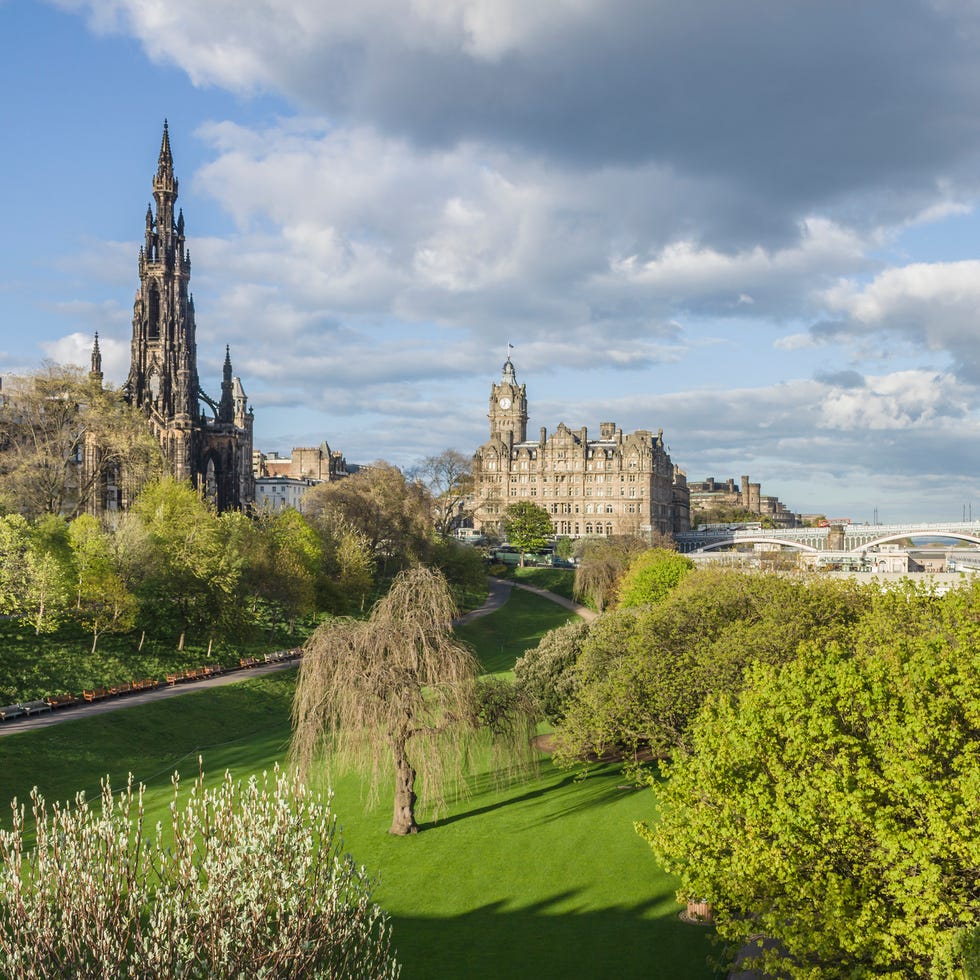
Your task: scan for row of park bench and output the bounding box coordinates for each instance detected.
[0,649,303,723]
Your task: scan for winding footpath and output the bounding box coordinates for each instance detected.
[1,576,590,738]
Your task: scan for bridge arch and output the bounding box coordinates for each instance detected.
[692,536,819,554]
[848,531,980,552]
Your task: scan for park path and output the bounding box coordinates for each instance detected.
[1,576,593,738]
[454,576,596,626]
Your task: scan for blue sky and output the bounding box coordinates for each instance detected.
[2,0,979,522]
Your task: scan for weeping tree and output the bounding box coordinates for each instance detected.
[291,566,536,835]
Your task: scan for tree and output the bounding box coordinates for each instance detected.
[303,463,433,575]
[501,501,552,566]
[68,514,136,652]
[0,768,398,977]
[291,566,536,835]
[646,627,980,978]
[616,548,694,608]
[410,449,474,538]
[0,514,74,634]
[0,363,163,519]
[225,509,323,634]
[120,479,239,648]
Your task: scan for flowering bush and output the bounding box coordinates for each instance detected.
[0,766,399,978]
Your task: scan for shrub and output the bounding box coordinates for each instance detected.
[0,767,399,979]
[514,619,591,722]
[616,548,693,608]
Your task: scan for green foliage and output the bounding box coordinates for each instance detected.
[68,514,136,651]
[617,548,694,608]
[429,537,488,610]
[22,515,75,635]
[0,767,398,978]
[123,478,239,644]
[554,570,870,765]
[501,502,553,563]
[513,618,590,722]
[303,463,433,575]
[648,618,980,978]
[554,536,574,560]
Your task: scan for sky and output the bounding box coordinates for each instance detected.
[1,0,979,523]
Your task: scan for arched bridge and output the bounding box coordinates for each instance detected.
[676,521,980,555]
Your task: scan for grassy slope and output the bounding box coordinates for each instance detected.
[460,586,577,677]
[0,588,718,980]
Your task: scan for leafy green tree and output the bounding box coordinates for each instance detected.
[121,478,239,649]
[292,566,536,835]
[68,514,136,652]
[429,537,487,609]
[616,548,694,608]
[501,501,552,566]
[646,625,980,978]
[228,508,324,634]
[0,514,73,634]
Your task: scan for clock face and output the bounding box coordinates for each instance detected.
[499,396,512,410]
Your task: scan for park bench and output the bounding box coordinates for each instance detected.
[239,657,260,669]
[131,678,159,692]
[183,668,202,681]
[109,682,133,696]
[0,704,26,721]
[21,699,52,716]
[46,693,77,709]
[83,688,108,702]
[165,673,182,686]
[201,663,224,676]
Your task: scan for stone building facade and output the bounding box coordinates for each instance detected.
[252,442,349,511]
[472,357,690,539]
[687,474,800,528]
[94,123,254,512]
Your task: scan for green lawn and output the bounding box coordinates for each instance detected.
[0,585,719,979]
[458,586,579,676]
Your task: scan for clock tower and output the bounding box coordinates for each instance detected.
[489,356,528,444]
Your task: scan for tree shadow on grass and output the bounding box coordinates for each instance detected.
[391,894,724,980]
[425,763,644,832]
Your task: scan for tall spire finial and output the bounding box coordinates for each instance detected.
[158,119,173,175]
[90,332,103,383]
